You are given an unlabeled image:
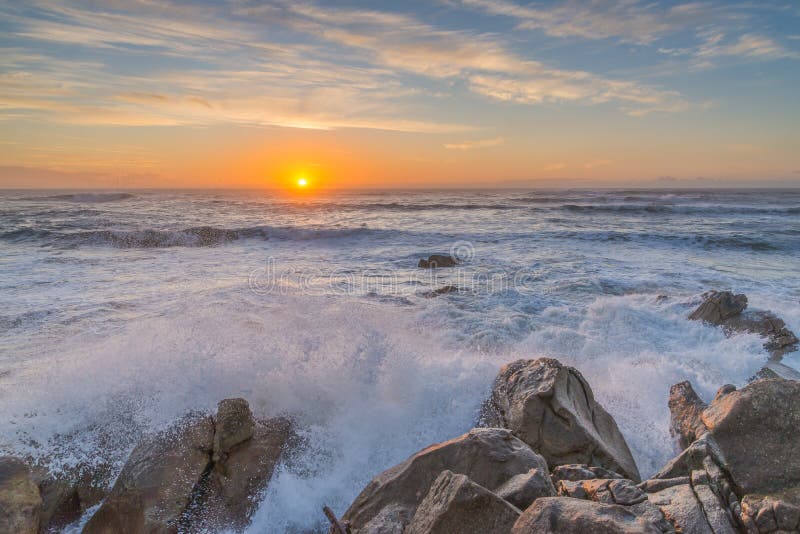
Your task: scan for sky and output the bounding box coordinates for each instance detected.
[1,0,799,189]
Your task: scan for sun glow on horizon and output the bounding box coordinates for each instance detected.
[296,177,308,188]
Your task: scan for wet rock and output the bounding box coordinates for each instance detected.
[485,358,641,481]
[495,468,556,510]
[188,415,294,532]
[689,291,798,358]
[512,496,670,533]
[35,475,81,532]
[0,456,42,534]
[668,381,708,449]
[421,285,459,298]
[417,254,458,268]
[341,428,548,533]
[212,398,255,464]
[689,291,748,324]
[83,414,214,534]
[406,470,521,534]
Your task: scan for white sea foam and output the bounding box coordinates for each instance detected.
[0,189,797,532]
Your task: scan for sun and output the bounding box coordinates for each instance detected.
[296,177,308,188]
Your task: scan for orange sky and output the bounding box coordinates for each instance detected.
[1,1,799,188]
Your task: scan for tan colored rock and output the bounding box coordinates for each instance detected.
[212,398,255,464]
[701,378,800,496]
[0,457,42,534]
[82,414,214,534]
[341,428,547,533]
[188,416,293,532]
[668,381,708,449]
[406,470,520,534]
[495,468,555,510]
[551,464,624,483]
[512,497,669,533]
[486,358,640,481]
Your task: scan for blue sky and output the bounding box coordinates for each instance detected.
[1,0,799,187]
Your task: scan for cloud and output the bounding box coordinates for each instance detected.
[584,159,613,169]
[444,137,504,150]
[458,0,734,45]
[0,0,699,133]
[696,32,799,60]
[545,162,567,170]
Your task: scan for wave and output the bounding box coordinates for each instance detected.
[556,203,800,216]
[33,193,137,203]
[1,224,382,248]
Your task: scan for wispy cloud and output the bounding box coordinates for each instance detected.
[584,159,613,169]
[444,137,504,150]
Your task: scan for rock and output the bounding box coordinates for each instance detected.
[421,285,459,298]
[495,468,556,510]
[512,497,669,533]
[741,493,800,532]
[485,358,640,481]
[341,428,548,533]
[689,290,747,324]
[83,414,214,534]
[701,378,800,496]
[668,381,708,449]
[187,416,294,532]
[0,456,42,534]
[551,464,624,483]
[35,475,81,532]
[212,398,255,464]
[417,254,457,268]
[688,291,798,358]
[646,481,722,534]
[405,470,521,534]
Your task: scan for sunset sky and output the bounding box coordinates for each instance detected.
[1,0,799,189]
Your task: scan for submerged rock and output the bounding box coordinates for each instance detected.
[406,470,521,534]
[512,496,670,533]
[485,358,641,481]
[421,285,460,298]
[340,428,548,533]
[0,456,42,534]
[417,254,458,268]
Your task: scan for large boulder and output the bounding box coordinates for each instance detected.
[512,497,670,533]
[83,414,214,534]
[701,378,800,496]
[187,407,294,531]
[0,456,42,534]
[655,377,800,533]
[341,428,549,533]
[689,291,798,357]
[84,398,293,533]
[405,470,521,534]
[485,358,640,481]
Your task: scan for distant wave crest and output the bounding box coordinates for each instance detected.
[39,193,136,203]
[0,224,378,248]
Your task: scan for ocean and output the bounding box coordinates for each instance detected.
[1,188,799,531]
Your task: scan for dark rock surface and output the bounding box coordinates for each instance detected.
[417,254,458,268]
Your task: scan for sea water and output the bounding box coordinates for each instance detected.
[1,189,798,532]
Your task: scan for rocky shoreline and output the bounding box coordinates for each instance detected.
[1,291,798,533]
